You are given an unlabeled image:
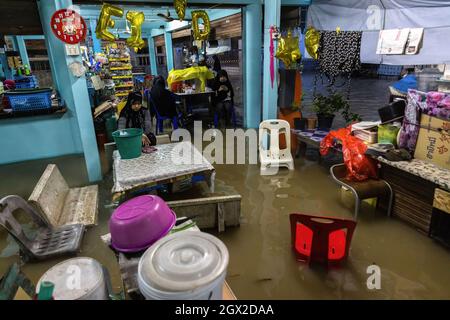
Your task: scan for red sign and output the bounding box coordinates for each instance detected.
[50,9,87,44]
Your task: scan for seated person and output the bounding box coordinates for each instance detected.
[118,91,156,146]
[212,70,234,127]
[150,76,178,119]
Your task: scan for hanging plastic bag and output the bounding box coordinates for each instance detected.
[320,126,378,181]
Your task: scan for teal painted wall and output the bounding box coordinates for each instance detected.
[0,114,83,164]
[0,0,101,182]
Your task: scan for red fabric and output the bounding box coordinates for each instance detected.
[320,126,378,182]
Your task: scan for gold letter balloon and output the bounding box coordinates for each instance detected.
[305,27,320,60]
[126,11,145,51]
[191,10,211,41]
[95,3,124,42]
[275,30,301,68]
[174,0,187,21]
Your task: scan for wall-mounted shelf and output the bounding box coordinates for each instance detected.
[0,107,67,120]
[112,75,133,79]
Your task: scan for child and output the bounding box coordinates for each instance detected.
[118,91,156,146]
[212,70,234,127]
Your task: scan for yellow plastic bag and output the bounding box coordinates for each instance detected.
[167,66,214,92]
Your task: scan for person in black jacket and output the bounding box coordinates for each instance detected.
[118,91,156,146]
[150,76,178,118]
[212,70,234,127]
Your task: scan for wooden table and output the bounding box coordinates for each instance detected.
[112,141,215,202]
[292,129,338,161]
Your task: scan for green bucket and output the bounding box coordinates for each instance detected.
[112,128,143,159]
[105,115,118,142]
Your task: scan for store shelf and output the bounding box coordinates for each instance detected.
[109,58,131,62]
[115,84,134,88]
[115,92,133,97]
[110,66,132,71]
[112,75,134,79]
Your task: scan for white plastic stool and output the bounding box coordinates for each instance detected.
[259,119,295,175]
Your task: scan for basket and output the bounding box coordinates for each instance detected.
[5,88,52,112]
[14,75,39,89]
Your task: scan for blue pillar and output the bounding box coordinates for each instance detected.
[262,0,281,120]
[164,31,174,73]
[147,34,158,76]
[37,0,102,182]
[15,36,30,67]
[0,53,12,79]
[89,19,102,54]
[243,3,262,129]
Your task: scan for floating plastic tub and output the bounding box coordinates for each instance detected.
[112,128,143,159]
[36,257,108,300]
[109,195,176,253]
[138,231,229,300]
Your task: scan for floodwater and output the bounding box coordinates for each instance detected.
[1,148,450,300]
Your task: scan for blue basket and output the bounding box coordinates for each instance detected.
[14,75,39,89]
[6,89,52,112]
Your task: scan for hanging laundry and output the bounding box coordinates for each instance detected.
[317,30,362,82]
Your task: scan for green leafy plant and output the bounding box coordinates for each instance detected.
[312,92,361,124]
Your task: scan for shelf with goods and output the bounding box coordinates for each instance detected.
[102,40,135,98]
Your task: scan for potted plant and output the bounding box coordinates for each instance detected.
[312,92,361,129]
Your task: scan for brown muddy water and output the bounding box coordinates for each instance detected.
[1,151,449,300]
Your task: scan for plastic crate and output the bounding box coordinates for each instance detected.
[14,75,39,89]
[378,64,403,76]
[5,89,52,112]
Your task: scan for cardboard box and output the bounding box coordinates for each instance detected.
[414,114,450,169]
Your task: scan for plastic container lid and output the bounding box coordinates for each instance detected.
[36,257,105,300]
[139,231,229,292]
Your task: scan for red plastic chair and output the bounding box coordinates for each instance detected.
[289,213,357,267]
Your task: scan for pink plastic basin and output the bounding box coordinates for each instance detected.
[109,195,176,252]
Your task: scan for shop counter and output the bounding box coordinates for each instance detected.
[0,107,66,120]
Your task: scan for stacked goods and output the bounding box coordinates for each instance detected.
[104,41,134,97]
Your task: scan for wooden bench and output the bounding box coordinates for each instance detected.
[28,164,99,227]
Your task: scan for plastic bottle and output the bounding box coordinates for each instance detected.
[24,64,31,76]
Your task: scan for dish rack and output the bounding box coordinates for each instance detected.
[5,88,52,112]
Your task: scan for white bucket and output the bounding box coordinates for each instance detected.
[138,231,229,300]
[36,257,108,300]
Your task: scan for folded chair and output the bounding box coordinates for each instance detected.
[289,213,357,267]
[330,164,393,219]
[0,195,85,262]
